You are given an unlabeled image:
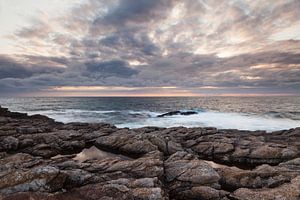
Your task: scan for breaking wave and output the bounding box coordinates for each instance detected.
[26,109,300,132]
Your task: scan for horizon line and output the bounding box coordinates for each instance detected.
[1,94,299,98]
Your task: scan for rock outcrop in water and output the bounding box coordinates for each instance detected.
[0,106,299,200]
[157,111,198,117]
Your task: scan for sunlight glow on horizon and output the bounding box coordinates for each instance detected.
[19,86,298,97]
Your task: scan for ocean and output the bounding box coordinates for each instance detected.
[0,97,299,131]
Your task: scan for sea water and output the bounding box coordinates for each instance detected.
[0,96,299,131]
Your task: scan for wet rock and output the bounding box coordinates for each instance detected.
[157,111,197,117]
[157,111,181,117]
[180,111,198,115]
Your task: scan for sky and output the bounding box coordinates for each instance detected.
[0,0,299,96]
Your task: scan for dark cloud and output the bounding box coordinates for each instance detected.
[85,60,138,77]
[0,56,32,79]
[99,30,160,56]
[94,0,173,26]
[0,55,65,79]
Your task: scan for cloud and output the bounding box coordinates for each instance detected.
[0,55,65,79]
[94,0,173,27]
[0,0,299,96]
[0,56,32,79]
[85,60,139,77]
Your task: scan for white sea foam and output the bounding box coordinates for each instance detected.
[27,109,116,123]
[26,109,300,132]
[29,109,117,114]
[117,111,300,132]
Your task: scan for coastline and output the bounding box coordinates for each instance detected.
[0,105,299,199]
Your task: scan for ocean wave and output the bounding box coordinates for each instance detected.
[264,111,300,120]
[117,110,300,132]
[27,109,161,123]
[26,109,300,132]
[27,109,117,123]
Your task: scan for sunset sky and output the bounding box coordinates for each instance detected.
[0,0,299,96]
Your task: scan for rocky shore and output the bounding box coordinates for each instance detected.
[0,106,299,200]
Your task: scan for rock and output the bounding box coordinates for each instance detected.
[0,153,42,170]
[148,136,168,154]
[0,192,61,200]
[279,158,300,170]
[103,151,164,179]
[249,145,297,163]
[177,186,229,200]
[0,106,299,199]
[0,136,19,151]
[157,111,197,117]
[180,111,198,115]
[64,181,166,200]
[95,134,158,156]
[16,127,41,134]
[157,111,181,117]
[165,151,220,185]
[165,151,221,199]
[30,143,60,158]
[217,164,292,190]
[190,133,299,167]
[166,140,183,155]
[0,166,66,194]
[231,176,300,200]
[62,169,94,188]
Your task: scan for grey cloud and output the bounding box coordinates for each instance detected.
[0,78,44,96]
[99,30,160,56]
[0,55,65,80]
[95,0,173,26]
[0,56,32,79]
[85,60,139,78]
[25,55,69,67]
[135,51,300,89]
[222,52,300,70]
